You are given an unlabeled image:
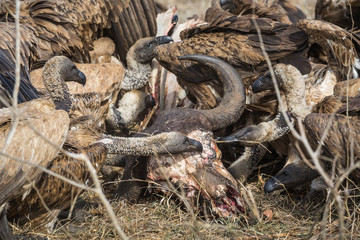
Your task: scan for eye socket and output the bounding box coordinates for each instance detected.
[71,66,76,71]
[183,138,189,144]
[283,171,288,176]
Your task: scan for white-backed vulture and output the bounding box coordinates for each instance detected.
[315,0,360,30]
[0,0,160,105]
[217,0,306,24]
[0,99,70,240]
[251,64,360,193]
[297,19,360,81]
[4,56,204,232]
[155,5,309,108]
[0,54,88,239]
[28,35,173,131]
[224,19,360,146]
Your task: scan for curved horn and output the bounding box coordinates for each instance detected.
[178,55,246,130]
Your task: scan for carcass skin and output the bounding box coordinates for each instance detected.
[147,130,244,217]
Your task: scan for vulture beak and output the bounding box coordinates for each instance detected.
[252,73,275,93]
[155,35,173,45]
[188,138,203,152]
[145,95,156,108]
[264,177,281,194]
[216,125,260,144]
[172,15,178,24]
[220,0,235,10]
[77,70,87,86]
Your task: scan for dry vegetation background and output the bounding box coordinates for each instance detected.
[11,0,360,239]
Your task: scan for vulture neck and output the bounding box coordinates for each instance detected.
[99,134,175,156]
[121,48,151,90]
[42,66,72,113]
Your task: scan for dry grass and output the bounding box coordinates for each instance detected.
[12,174,360,239]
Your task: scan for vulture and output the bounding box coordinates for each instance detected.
[217,62,337,182]
[218,0,306,24]
[155,5,309,108]
[218,19,360,181]
[297,19,360,81]
[315,0,360,30]
[0,0,161,106]
[3,56,203,233]
[0,54,87,239]
[28,35,172,132]
[0,100,70,240]
[115,55,247,218]
[248,63,360,194]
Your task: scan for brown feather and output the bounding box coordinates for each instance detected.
[315,0,360,30]
[0,99,70,206]
[0,0,157,103]
[156,7,308,108]
[297,19,360,81]
[7,142,107,227]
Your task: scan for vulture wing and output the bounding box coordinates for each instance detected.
[7,124,107,226]
[297,19,360,80]
[315,0,360,30]
[0,23,40,106]
[305,113,360,169]
[0,99,70,206]
[0,0,157,64]
[0,0,156,103]
[156,7,308,108]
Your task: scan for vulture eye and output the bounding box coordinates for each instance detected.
[71,66,76,71]
[283,171,288,176]
[146,42,152,48]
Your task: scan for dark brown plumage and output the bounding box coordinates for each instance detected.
[298,19,360,81]
[0,23,41,107]
[0,0,158,105]
[155,6,309,108]
[315,0,360,30]
[218,0,306,24]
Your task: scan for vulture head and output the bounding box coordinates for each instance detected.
[43,56,86,87]
[42,56,86,112]
[128,36,173,65]
[121,36,173,91]
[264,161,319,194]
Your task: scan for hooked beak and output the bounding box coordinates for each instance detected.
[264,177,282,194]
[189,138,203,152]
[220,0,235,10]
[252,73,274,93]
[77,69,86,86]
[155,35,173,45]
[216,125,260,144]
[145,95,156,108]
